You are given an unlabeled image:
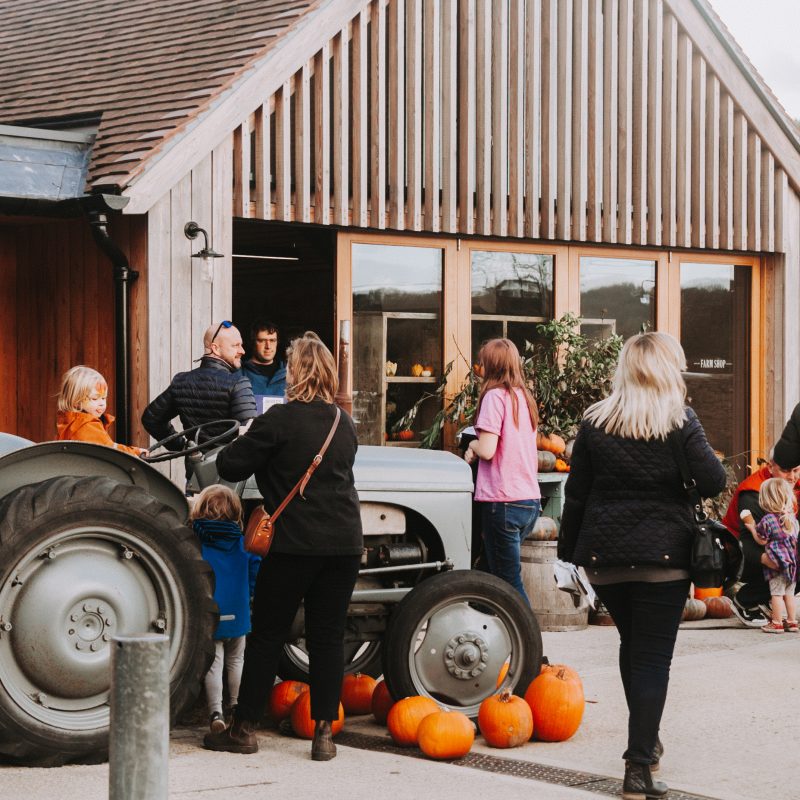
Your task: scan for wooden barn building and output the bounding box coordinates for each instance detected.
[1,0,799,480]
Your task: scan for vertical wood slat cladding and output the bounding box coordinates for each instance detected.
[0,219,116,443]
[240,0,792,253]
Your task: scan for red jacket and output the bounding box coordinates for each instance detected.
[722,464,800,537]
[56,410,143,458]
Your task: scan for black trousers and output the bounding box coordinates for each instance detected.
[236,551,361,723]
[736,534,770,607]
[593,578,690,765]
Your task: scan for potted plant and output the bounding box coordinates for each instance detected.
[391,313,623,450]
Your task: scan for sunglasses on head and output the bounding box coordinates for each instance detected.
[210,320,233,344]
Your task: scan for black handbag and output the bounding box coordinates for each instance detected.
[667,430,743,589]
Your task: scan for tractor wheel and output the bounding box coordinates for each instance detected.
[278,640,383,682]
[0,476,217,764]
[382,570,542,718]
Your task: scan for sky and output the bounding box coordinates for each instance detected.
[709,0,800,121]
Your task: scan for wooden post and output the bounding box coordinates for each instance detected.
[335,319,352,415]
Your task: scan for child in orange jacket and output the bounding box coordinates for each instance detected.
[56,366,145,457]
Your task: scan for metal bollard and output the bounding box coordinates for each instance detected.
[109,634,170,800]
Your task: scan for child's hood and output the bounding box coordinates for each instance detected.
[56,410,114,439]
[192,519,243,552]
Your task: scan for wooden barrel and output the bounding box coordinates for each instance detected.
[520,540,588,632]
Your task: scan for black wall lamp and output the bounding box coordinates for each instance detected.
[184,221,223,283]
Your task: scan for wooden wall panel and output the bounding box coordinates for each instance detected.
[0,219,116,443]
[228,0,796,255]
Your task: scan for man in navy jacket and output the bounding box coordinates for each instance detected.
[241,321,287,399]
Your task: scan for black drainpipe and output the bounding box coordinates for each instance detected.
[84,198,138,444]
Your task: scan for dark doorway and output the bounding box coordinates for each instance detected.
[232,221,336,364]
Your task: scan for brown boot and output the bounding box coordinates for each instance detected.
[203,717,258,754]
[311,720,336,761]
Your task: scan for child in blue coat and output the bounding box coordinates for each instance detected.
[190,485,261,733]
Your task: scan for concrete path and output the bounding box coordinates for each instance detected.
[1,618,796,800]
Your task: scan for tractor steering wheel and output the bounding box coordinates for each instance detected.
[141,420,241,463]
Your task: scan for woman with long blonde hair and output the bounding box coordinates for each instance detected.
[559,332,726,799]
[206,332,362,762]
[465,338,540,603]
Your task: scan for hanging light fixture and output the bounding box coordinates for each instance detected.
[184,221,223,283]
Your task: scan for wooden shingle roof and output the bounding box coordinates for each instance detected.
[0,0,319,191]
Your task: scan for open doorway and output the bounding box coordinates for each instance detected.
[232,221,336,368]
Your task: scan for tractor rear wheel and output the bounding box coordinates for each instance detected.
[0,476,216,764]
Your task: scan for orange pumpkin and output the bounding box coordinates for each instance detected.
[693,586,723,599]
[478,689,533,748]
[704,596,733,619]
[537,432,567,455]
[524,668,585,742]
[539,662,582,686]
[290,690,345,739]
[554,458,570,472]
[410,363,424,377]
[371,679,395,725]
[417,710,475,759]
[386,696,439,746]
[397,429,415,441]
[496,659,510,688]
[268,680,309,722]
[341,672,377,715]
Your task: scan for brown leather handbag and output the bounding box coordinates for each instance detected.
[244,407,341,557]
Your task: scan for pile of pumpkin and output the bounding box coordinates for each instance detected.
[537,432,572,474]
[681,587,733,621]
[268,662,585,761]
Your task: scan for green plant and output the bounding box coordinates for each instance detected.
[391,313,623,446]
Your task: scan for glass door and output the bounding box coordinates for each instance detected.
[679,262,752,470]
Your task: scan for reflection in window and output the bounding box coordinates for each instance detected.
[353,244,441,312]
[579,257,656,340]
[681,263,750,468]
[352,244,443,446]
[471,251,553,361]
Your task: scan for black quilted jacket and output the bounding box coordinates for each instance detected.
[558,408,727,569]
[142,357,257,450]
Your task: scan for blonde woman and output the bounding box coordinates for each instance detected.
[559,332,726,799]
[205,332,362,762]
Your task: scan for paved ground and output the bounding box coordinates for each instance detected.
[2,618,797,800]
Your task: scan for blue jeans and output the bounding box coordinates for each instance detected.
[480,500,541,605]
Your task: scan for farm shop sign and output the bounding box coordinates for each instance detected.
[693,358,730,370]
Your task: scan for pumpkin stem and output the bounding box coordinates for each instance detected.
[557,668,566,680]
[499,689,513,703]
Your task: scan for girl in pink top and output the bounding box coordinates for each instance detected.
[465,339,540,603]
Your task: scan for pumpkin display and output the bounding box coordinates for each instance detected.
[341,672,377,715]
[371,679,395,724]
[537,432,567,455]
[478,689,534,748]
[527,516,559,541]
[386,696,439,746]
[524,668,585,742]
[290,690,345,739]
[681,598,707,621]
[417,710,475,760]
[694,586,723,600]
[268,680,309,722]
[704,595,733,619]
[410,363,424,377]
[537,451,557,473]
[554,458,570,472]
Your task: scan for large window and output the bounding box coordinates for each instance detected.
[680,263,751,467]
[352,244,443,446]
[471,251,554,361]
[579,256,656,340]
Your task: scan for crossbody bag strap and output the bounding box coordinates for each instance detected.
[269,406,342,525]
[667,428,706,521]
